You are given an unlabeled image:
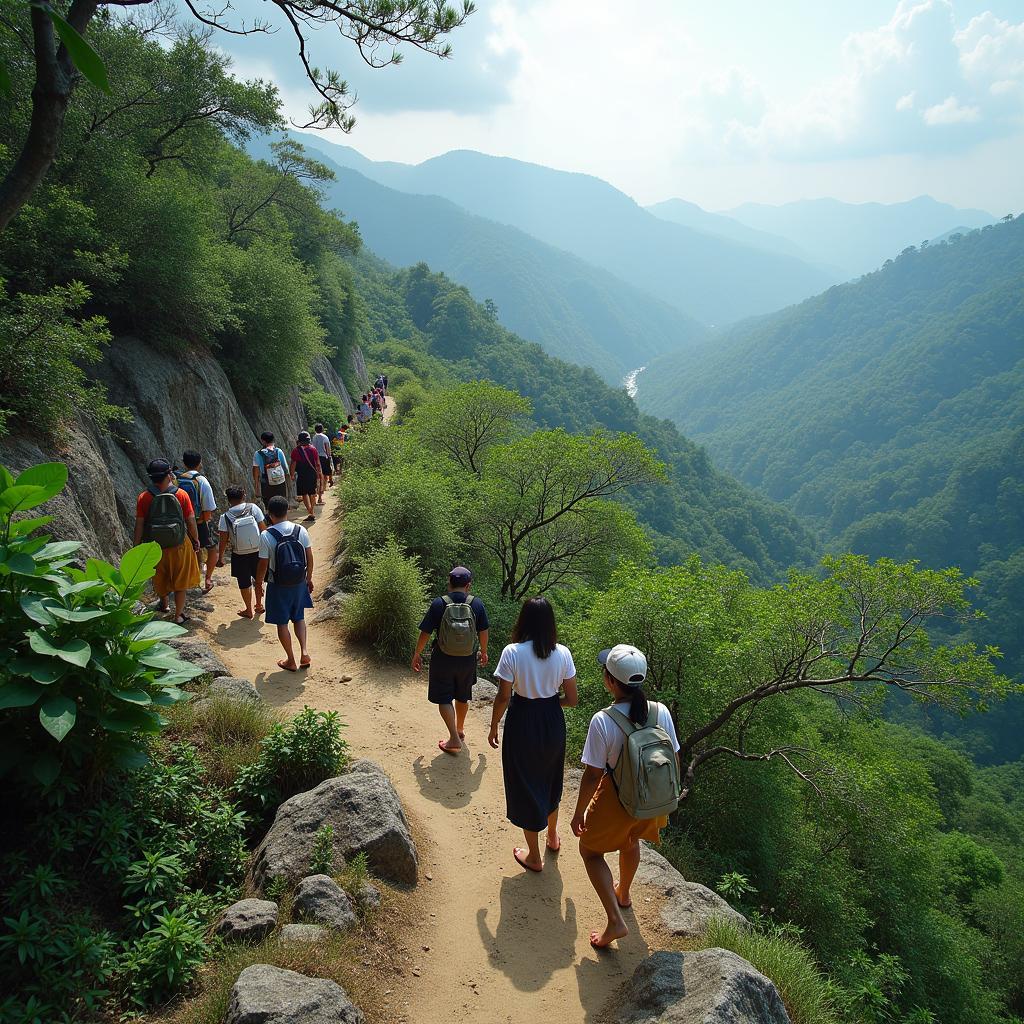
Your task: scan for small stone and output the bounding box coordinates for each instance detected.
[293,874,358,932]
[214,899,278,943]
[341,674,353,682]
[412,970,421,978]
[278,923,327,944]
[425,873,433,881]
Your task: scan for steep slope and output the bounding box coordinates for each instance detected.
[724,195,994,279]
[306,156,705,382]
[295,136,835,325]
[636,217,1024,734]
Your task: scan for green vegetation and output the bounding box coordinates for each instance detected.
[638,218,1024,761]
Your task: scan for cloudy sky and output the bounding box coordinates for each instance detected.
[203,0,1024,213]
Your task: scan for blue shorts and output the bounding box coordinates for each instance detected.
[265,582,313,625]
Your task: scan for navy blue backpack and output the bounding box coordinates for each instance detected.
[268,526,306,586]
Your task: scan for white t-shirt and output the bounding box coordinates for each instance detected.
[179,472,217,515]
[581,701,681,771]
[217,502,265,535]
[312,432,331,458]
[493,642,576,699]
[258,520,311,572]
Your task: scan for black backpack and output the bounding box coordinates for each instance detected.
[268,525,306,586]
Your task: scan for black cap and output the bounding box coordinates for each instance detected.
[147,458,171,481]
[449,566,472,586]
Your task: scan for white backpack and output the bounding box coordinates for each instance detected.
[227,504,261,554]
[260,447,286,486]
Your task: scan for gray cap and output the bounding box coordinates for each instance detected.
[598,644,648,687]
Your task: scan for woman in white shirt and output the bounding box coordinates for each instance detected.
[488,597,578,873]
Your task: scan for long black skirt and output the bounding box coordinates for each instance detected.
[502,693,566,831]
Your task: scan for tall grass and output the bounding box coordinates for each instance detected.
[702,916,843,1024]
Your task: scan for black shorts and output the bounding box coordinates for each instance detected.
[319,456,332,476]
[197,520,217,549]
[260,481,287,508]
[427,650,476,705]
[231,551,259,590]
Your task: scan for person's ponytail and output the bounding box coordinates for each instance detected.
[628,685,649,726]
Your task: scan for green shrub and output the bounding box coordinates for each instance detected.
[0,462,202,789]
[393,381,427,423]
[302,385,348,434]
[340,539,429,661]
[234,707,349,817]
[309,824,337,875]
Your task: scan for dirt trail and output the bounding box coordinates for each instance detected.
[198,426,666,1023]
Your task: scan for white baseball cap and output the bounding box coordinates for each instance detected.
[598,644,648,687]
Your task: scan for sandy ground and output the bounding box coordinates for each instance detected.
[196,425,667,1023]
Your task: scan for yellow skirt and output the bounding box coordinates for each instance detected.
[580,774,668,854]
[155,542,200,596]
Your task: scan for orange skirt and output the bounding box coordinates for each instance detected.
[154,542,200,596]
[580,774,668,854]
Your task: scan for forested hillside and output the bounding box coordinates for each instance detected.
[638,218,1024,758]
[293,136,835,325]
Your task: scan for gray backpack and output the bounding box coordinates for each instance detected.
[604,703,681,820]
[437,595,478,657]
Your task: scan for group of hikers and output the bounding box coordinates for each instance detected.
[133,372,681,950]
[412,567,682,950]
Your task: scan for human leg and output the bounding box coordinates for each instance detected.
[580,842,629,948]
[616,838,641,908]
[514,830,543,872]
[237,585,254,618]
[455,699,469,739]
[295,619,310,667]
[172,589,187,623]
[276,623,298,671]
[547,807,561,851]
[437,702,462,752]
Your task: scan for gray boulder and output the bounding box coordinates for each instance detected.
[167,636,230,678]
[293,875,358,932]
[214,899,279,943]
[279,924,328,945]
[253,760,417,889]
[637,845,747,937]
[354,882,382,913]
[605,949,791,1024]
[311,592,349,623]
[207,676,263,705]
[472,678,498,703]
[226,964,364,1024]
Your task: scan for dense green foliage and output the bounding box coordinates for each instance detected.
[639,219,1024,760]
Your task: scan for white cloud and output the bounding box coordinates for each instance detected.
[923,96,981,124]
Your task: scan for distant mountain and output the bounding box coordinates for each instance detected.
[294,135,835,326]
[723,196,994,279]
[645,198,816,263]
[298,151,705,381]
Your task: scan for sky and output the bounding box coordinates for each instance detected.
[196,0,1024,213]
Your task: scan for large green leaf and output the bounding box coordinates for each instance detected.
[5,552,38,576]
[111,688,151,705]
[49,606,109,623]
[150,688,188,706]
[153,664,205,685]
[119,543,161,590]
[111,745,149,770]
[9,515,54,537]
[28,632,91,667]
[86,558,119,585]
[9,656,66,685]
[0,679,43,709]
[37,540,81,560]
[33,752,60,787]
[13,462,68,503]
[0,485,42,515]
[39,696,77,742]
[19,595,59,626]
[99,706,163,734]
[132,620,187,642]
[43,8,111,93]
[0,465,13,491]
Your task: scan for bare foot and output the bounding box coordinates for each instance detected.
[614,881,632,908]
[237,609,254,619]
[299,655,312,669]
[590,921,629,948]
[513,847,543,873]
[438,739,462,755]
[546,833,561,852]
[255,604,265,614]
[458,731,465,740]
[277,659,299,672]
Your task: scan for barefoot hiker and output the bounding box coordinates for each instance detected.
[255,496,314,671]
[290,430,323,522]
[488,597,578,873]
[177,450,218,593]
[411,567,489,755]
[133,459,201,625]
[571,645,682,949]
[252,431,289,511]
[217,485,266,618]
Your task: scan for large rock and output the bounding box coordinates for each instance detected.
[605,949,791,1024]
[293,875,358,932]
[310,592,349,623]
[279,924,328,945]
[471,678,498,703]
[214,899,278,943]
[637,845,748,937]
[253,760,417,889]
[226,964,364,1024]
[204,676,263,705]
[167,637,230,678]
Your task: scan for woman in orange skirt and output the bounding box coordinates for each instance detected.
[570,644,681,949]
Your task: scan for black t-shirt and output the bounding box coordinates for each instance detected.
[419,592,489,646]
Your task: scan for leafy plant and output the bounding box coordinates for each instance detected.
[117,910,209,1006]
[717,871,756,904]
[0,461,204,788]
[310,824,336,875]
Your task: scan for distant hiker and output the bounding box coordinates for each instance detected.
[217,484,266,619]
[178,450,218,593]
[252,432,289,510]
[571,645,682,949]
[358,394,371,423]
[133,458,201,626]
[411,566,489,755]
[255,494,314,672]
[370,390,382,417]
[290,430,322,522]
[489,597,578,873]
[331,424,347,474]
[382,373,388,394]
[311,423,333,502]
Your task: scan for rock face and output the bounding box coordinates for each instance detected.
[167,636,230,678]
[472,678,498,703]
[637,844,748,937]
[293,875,358,932]
[253,760,417,889]
[605,949,791,1024]
[226,964,364,1024]
[215,899,279,943]
[0,337,365,563]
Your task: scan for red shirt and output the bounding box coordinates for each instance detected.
[291,445,320,470]
[136,487,194,520]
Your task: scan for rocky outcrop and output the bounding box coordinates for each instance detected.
[226,964,364,1024]
[215,899,279,943]
[0,336,367,562]
[168,636,231,678]
[637,845,748,937]
[202,676,263,705]
[293,875,358,932]
[252,760,417,890]
[604,949,791,1024]
[279,923,328,945]
[472,678,498,703]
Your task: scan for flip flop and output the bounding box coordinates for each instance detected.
[513,848,543,873]
[203,582,214,593]
[437,740,460,756]
[237,610,254,619]
[174,615,190,625]
[299,658,312,670]
[277,659,299,672]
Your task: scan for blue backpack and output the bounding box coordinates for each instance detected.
[268,525,306,586]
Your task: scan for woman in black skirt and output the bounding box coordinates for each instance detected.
[488,597,578,872]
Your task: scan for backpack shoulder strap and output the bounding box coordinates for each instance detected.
[646,702,660,729]
[604,707,637,736]
[266,525,283,542]
[440,594,454,607]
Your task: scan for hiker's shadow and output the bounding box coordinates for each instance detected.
[253,668,307,706]
[575,905,653,1022]
[412,750,487,809]
[213,616,264,650]
[477,869,578,992]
